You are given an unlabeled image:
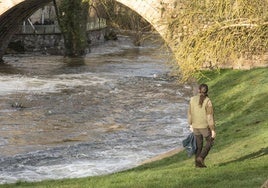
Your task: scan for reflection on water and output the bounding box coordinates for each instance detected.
[0,35,192,184]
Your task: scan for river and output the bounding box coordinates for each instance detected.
[0,35,192,184]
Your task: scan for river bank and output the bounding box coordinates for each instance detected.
[140,147,184,165]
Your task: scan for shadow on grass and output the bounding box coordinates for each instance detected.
[219,147,268,166]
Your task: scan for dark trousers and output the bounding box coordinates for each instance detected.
[195,133,214,160]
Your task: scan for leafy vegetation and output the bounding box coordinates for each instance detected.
[165,0,268,81]
[1,68,267,188]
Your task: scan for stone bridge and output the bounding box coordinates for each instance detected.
[0,0,176,62]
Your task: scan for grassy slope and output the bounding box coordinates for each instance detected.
[2,68,268,188]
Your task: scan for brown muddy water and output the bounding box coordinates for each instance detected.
[0,35,193,184]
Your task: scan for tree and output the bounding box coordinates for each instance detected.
[56,0,91,57]
[165,0,268,81]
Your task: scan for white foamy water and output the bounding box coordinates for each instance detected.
[0,73,112,96]
[0,151,149,184]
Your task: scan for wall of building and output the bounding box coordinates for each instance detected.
[8,28,108,55]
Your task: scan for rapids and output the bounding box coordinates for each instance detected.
[0,35,192,184]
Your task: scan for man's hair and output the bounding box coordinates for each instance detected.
[199,84,208,107]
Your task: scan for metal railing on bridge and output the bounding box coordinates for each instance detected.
[18,18,107,34]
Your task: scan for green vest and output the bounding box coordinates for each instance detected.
[190,95,210,129]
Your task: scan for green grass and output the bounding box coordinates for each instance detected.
[1,68,268,188]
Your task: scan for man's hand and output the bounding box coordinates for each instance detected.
[211,130,216,138]
[189,125,193,132]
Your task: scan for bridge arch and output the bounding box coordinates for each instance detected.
[115,0,169,37]
[0,0,174,62]
[0,0,53,62]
